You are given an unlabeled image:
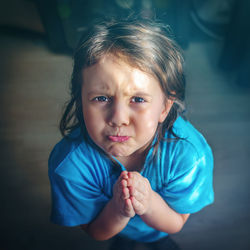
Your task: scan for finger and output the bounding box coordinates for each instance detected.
[121,179,128,188]
[117,179,127,193]
[130,196,145,215]
[122,186,130,199]
[128,186,134,196]
[124,198,135,217]
[116,171,128,185]
[120,171,128,180]
[115,180,126,197]
[114,171,127,190]
[128,171,141,178]
[127,171,141,186]
[127,171,137,184]
[128,171,133,179]
[127,173,133,186]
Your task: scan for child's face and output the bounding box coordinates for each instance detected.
[81,54,173,159]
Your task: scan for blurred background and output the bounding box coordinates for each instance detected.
[0,0,250,249]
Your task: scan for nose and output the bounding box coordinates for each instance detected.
[108,100,130,127]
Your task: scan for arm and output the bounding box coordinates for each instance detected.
[81,171,135,240]
[127,172,190,234]
[140,191,189,234]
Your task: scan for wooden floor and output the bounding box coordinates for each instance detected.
[0,29,249,250]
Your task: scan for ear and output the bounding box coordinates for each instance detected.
[158,99,174,123]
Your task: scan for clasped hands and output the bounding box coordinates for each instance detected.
[112,171,153,218]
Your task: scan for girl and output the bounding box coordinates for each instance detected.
[48,17,214,250]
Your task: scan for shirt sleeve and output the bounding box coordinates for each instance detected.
[159,140,214,214]
[50,173,109,226]
[48,140,110,227]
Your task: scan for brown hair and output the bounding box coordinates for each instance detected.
[60,16,186,151]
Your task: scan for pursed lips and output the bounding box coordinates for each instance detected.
[108,135,130,142]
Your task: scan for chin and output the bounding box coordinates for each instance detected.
[106,146,133,158]
[109,151,131,158]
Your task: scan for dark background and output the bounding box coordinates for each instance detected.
[0,0,250,249]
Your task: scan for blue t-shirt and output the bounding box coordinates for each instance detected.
[48,117,214,242]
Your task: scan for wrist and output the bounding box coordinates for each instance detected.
[141,189,155,217]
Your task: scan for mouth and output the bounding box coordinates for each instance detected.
[108,135,130,142]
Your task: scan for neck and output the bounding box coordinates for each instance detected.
[116,149,149,172]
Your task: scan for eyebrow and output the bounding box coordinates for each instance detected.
[132,92,152,98]
[87,90,152,97]
[87,90,110,96]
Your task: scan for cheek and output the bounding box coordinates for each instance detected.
[83,107,102,134]
[83,113,105,147]
[135,109,161,132]
[142,119,157,131]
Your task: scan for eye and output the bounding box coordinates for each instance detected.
[93,96,110,102]
[131,96,145,103]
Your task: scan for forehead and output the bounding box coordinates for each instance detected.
[82,54,160,92]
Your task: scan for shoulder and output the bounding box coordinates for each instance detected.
[48,129,111,186]
[152,117,214,213]
[161,117,213,177]
[48,129,82,171]
[172,116,212,157]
